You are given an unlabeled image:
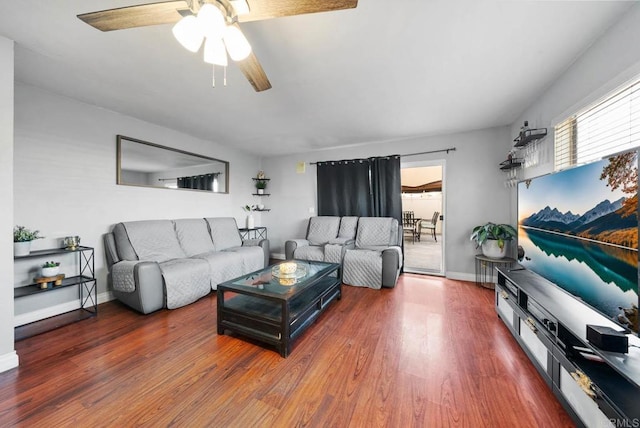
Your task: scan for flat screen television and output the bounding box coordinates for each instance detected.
[518,151,639,334]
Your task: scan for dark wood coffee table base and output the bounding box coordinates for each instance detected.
[217,265,341,357]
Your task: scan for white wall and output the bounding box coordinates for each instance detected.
[510,2,640,183]
[13,83,262,323]
[0,36,19,372]
[262,126,512,279]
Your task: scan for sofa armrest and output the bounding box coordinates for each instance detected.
[285,239,310,260]
[243,238,270,267]
[381,246,403,288]
[103,233,120,268]
[111,260,164,314]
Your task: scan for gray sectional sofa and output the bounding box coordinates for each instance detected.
[104,217,269,314]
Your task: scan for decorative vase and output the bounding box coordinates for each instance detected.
[246,214,255,229]
[42,266,60,277]
[481,240,507,259]
[14,241,31,257]
[257,189,264,195]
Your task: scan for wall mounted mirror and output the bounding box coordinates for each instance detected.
[117,135,229,193]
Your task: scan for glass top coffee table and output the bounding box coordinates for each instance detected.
[217,260,342,357]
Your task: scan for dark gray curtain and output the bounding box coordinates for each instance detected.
[177,173,218,191]
[370,156,402,223]
[316,156,402,222]
[317,160,371,216]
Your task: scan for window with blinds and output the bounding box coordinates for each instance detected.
[554,77,640,170]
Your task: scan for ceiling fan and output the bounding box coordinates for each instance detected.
[77,0,358,92]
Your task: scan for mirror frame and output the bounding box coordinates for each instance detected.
[116,135,230,194]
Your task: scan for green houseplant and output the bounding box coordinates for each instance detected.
[13,225,44,256]
[42,261,60,277]
[470,222,516,259]
[255,179,267,194]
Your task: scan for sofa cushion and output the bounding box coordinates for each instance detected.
[294,245,325,262]
[159,258,211,309]
[205,217,242,251]
[223,246,264,274]
[324,244,345,264]
[355,217,394,248]
[192,251,244,289]
[122,220,186,262]
[338,216,359,239]
[343,249,382,289]
[307,216,340,245]
[174,219,215,257]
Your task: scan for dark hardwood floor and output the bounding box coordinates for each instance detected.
[0,275,574,427]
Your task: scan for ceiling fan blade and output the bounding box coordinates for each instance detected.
[238,0,358,23]
[78,1,189,32]
[230,23,271,92]
[236,51,272,92]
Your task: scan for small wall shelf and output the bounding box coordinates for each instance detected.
[499,159,523,170]
[513,128,547,148]
[253,177,270,199]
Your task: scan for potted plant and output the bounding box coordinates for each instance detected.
[470,222,516,259]
[255,179,267,195]
[13,225,44,256]
[42,261,60,277]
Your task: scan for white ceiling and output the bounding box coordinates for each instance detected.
[0,1,634,157]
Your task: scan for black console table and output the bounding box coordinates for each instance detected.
[14,246,97,340]
[496,267,640,427]
[239,227,267,240]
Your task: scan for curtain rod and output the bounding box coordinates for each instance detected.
[308,147,456,165]
[309,155,400,165]
[158,172,222,181]
[402,147,456,157]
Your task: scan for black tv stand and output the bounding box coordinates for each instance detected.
[495,267,640,428]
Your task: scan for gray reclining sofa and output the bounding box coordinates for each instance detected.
[286,216,403,289]
[285,216,358,264]
[104,217,269,314]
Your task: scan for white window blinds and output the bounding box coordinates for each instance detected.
[554,78,640,170]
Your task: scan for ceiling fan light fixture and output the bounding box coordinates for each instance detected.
[172,15,204,53]
[197,3,226,39]
[223,25,252,61]
[204,37,228,66]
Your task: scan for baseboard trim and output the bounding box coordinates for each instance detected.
[0,351,19,373]
[14,291,116,327]
[445,272,476,283]
[98,291,115,305]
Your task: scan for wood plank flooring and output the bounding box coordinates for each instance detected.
[0,275,575,427]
